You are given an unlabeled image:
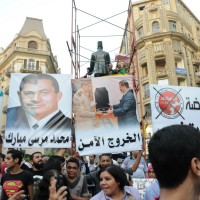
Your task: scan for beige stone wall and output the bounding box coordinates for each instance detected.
[0,18,59,147]
[122,0,200,135]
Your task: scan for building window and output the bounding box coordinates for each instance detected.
[178,78,186,86]
[144,104,151,118]
[169,21,176,32]
[138,26,144,38]
[140,48,145,59]
[172,40,181,52]
[175,59,184,69]
[24,59,27,69]
[28,59,35,70]
[28,41,38,49]
[142,63,148,78]
[139,6,145,11]
[152,21,160,33]
[163,0,169,5]
[143,83,150,98]
[154,42,164,53]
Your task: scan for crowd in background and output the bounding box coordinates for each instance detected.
[0,124,200,200]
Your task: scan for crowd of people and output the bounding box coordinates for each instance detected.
[0,124,200,200]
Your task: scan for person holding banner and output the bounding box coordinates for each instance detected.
[6,74,71,133]
[149,124,200,200]
[107,80,139,129]
[121,150,148,178]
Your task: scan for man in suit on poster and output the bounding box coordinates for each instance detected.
[6,74,71,133]
[107,80,139,129]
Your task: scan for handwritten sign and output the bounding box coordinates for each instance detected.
[150,84,200,133]
[133,178,155,199]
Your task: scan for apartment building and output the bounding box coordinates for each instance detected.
[0,17,59,140]
[120,0,200,137]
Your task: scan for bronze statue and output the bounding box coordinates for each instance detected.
[89,41,111,77]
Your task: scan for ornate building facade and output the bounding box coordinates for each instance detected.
[0,17,60,137]
[120,0,200,137]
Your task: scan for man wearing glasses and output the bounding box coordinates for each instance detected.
[6,74,71,133]
[66,157,89,200]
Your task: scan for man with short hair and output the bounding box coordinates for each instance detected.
[1,149,34,200]
[148,124,200,200]
[6,74,71,132]
[29,152,44,177]
[66,157,89,200]
[82,155,97,175]
[86,153,113,195]
[29,151,44,197]
[107,80,139,129]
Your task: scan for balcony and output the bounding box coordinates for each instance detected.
[20,66,42,74]
[154,43,164,56]
[0,47,49,66]
[157,70,167,78]
[192,58,200,66]
[195,76,200,84]
[141,75,149,83]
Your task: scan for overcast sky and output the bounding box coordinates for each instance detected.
[0,0,198,76]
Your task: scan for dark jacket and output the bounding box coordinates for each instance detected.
[113,90,139,129]
[6,106,71,131]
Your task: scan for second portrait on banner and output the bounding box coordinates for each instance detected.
[72,75,142,155]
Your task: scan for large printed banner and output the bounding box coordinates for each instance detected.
[150,84,200,133]
[132,178,156,199]
[72,75,142,156]
[5,73,72,148]
[0,90,4,130]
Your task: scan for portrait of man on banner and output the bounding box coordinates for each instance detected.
[72,75,142,156]
[107,79,138,130]
[5,73,72,148]
[72,78,102,132]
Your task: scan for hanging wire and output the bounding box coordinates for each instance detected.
[76,9,129,32]
[75,7,134,34]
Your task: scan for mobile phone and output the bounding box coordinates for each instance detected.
[56,175,65,191]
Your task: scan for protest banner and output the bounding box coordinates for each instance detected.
[133,178,155,199]
[72,75,142,155]
[5,73,72,148]
[150,84,200,133]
